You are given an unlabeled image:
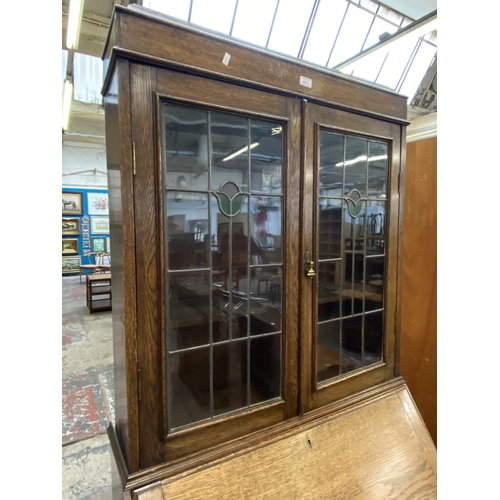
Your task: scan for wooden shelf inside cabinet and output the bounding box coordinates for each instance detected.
[86,273,112,313]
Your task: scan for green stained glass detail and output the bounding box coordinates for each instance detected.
[345,189,365,218]
[215,182,244,218]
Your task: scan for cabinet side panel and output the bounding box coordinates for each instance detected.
[105,59,140,472]
[400,137,437,445]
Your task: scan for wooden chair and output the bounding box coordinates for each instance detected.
[79,252,111,283]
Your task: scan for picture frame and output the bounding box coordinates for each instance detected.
[83,232,90,241]
[83,241,91,249]
[90,216,109,234]
[91,236,106,252]
[106,237,111,253]
[62,256,81,273]
[62,217,81,236]
[62,238,79,254]
[82,223,89,232]
[87,192,109,215]
[62,191,83,215]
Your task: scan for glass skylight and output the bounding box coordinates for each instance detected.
[139,0,437,106]
[142,0,191,21]
[302,0,349,66]
[231,0,279,46]
[266,0,316,56]
[190,0,237,35]
[327,5,375,68]
[73,53,104,105]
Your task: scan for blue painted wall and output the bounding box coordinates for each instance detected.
[62,187,110,273]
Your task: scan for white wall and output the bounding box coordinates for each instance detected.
[62,141,108,189]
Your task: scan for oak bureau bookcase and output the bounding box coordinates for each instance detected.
[102,5,436,498]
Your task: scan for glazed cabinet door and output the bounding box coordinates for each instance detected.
[300,102,403,413]
[131,64,301,468]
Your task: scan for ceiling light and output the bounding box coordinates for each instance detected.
[62,80,73,131]
[335,154,387,167]
[66,0,85,50]
[222,142,259,162]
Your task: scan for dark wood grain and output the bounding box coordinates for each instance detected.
[400,137,437,445]
[129,62,164,470]
[102,4,410,480]
[103,6,408,123]
[104,59,141,472]
[146,68,302,465]
[133,384,436,499]
[301,102,402,413]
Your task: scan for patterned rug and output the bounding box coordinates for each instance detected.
[62,276,115,445]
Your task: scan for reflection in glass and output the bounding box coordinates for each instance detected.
[168,271,211,351]
[365,256,384,312]
[318,261,341,322]
[250,334,281,405]
[368,142,388,199]
[250,120,283,195]
[341,316,363,374]
[316,129,389,386]
[250,266,281,335]
[163,102,285,431]
[319,132,344,197]
[344,137,367,196]
[164,105,208,190]
[211,112,249,191]
[169,348,211,429]
[167,192,209,270]
[366,201,385,255]
[364,311,383,363]
[250,196,282,258]
[317,320,340,383]
[213,340,248,416]
[319,198,342,260]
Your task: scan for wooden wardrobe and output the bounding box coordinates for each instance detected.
[102,6,437,498]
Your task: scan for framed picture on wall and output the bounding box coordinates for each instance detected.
[83,232,90,241]
[62,256,81,273]
[82,223,89,232]
[62,218,81,235]
[62,192,83,215]
[91,216,109,234]
[83,241,91,249]
[91,237,106,252]
[82,215,89,223]
[106,237,111,253]
[87,192,109,215]
[62,238,79,254]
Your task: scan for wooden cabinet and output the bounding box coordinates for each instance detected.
[102,5,434,497]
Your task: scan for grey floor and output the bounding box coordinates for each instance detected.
[62,275,114,499]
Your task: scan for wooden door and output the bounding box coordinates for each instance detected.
[300,101,404,412]
[131,64,301,468]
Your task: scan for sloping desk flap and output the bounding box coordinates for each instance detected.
[135,385,436,499]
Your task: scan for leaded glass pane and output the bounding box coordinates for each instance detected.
[163,102,284,431]
[316,129,388,387]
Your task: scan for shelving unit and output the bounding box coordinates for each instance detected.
[86,273,112,313]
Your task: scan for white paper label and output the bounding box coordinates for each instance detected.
[300,76,312,88]
[222,53,231,65]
